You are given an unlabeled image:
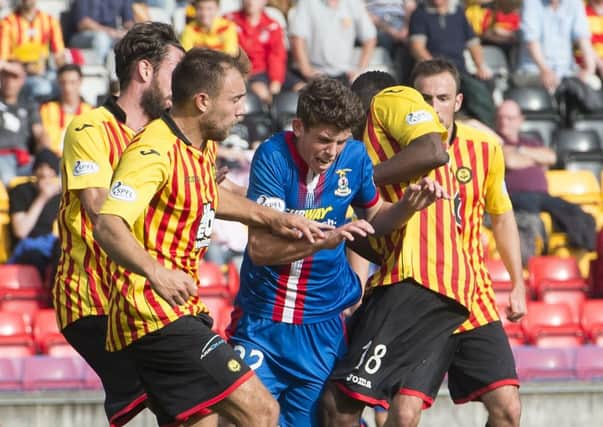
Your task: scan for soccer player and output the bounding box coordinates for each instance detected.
[227,77,448,427]
[52,22,185,426]
[93,48,331,427]
[320,76,479,425]
[387,58,524,427]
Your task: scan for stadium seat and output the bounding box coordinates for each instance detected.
[535,278,588,301]
[552,129,602,167]
[575,346,603,380]
[0,212,10,264]
[497,304,526,346]
[574,119,603,150]
[486,258,511,282]
[226,261,240,297]
[198,261,230,297]
[202,295,233,337]
[245,90,267,115]
[581,300,603,345]
[522,302,585,347]
[0,264,44,299]
[528,256,583,291]
[541,290,586,323]
[0,358,23,390]
[22,356,83,390]
[70,356,103,390]
[0,299,43,332]
[564,154,603,187]
[0,311,35,356]
[513,346,576,380]
[272,91,299,131]
[33,309,69,354]
[546,170,601,206]
[520,119,559,148]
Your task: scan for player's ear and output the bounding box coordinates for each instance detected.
[292,118,304,138]
[137,59,153,84]
[454,93,463,113]
[194,92,210,113]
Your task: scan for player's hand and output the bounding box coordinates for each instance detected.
[215,166,229,185]
[269,212,334,243]
[147,264,197,308]
[402,177,449,212]
[476,64,493,80]
[322,220,375,249]
[38,177,61,200]
[506,280,527,322]
[540,68,560,93]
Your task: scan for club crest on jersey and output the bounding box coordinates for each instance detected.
[227,359,241,372]
[456,167,472,184]
[110,181,137,201]
[334,169,352,196]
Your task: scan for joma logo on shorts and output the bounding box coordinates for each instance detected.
[346,374,372,389]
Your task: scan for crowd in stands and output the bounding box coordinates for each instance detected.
[3,0,603,396]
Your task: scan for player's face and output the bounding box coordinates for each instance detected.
[196,0,219,27]
[414,72,462,130]
[293,120,351,175]
[140,45,184,119]
[243,0,267,14]
[202,67,247,141]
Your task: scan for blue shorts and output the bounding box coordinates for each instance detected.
[228,309,347,427]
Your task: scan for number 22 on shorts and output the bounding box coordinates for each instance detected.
[233,345,264,370]
[354,341,387,375]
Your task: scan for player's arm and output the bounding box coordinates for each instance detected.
[217,183,333,244]
[247,219,374,266]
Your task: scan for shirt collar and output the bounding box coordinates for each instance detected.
[161,112,193,146]
[103,96,127,124]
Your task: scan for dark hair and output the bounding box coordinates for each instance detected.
[114,22,183,90]
[57,63,82,78]
[33,148,60,175]
[410,58,461,93]
[296,77,364,132]
[171,48,249,106]
[351,71,397,113]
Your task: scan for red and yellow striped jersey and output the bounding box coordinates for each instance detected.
[53,98,134,330]
[39,100,93,156]
[448,122,512,332]
[364,86,476,310]
[180,17,238,55]
[100,114,217,351]
[0,10,64,60]
[576,3,603,65]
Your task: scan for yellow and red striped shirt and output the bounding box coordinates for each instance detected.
[364,86,476,310]
[449,122,512,332]
[180,17,239,55]
[0,9,64,61]
[53,98,135,330]
[576,3,603,65]
[100,114,217,351]
[40,100,93,156]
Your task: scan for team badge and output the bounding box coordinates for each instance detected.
[334,169,352,196]
[456,167,472,184]
[227,359,241,372]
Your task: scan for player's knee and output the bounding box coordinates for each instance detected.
[487,393,521,427]
[389,404,421,427]
[249,389,280,426]
[318,383,365,427]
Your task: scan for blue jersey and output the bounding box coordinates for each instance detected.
[236,131,379,324]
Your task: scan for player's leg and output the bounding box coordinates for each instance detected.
[126,313,279,427]
[447,321,520,427]
[374,405,389,427]
[319,381,368,427]
[384,395,422,427]
[61,315,147,426]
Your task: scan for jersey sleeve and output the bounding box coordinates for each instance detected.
[352,144,379,208]
[484,142,512,215]
[372,87,447,149]
[246,143,287,212]
[99,137,170,227]
[62,115,114,191]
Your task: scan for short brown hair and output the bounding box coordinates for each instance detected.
[114,22,183,90]
[296,77,364,131]
[410,58,461,93]
[171,48,249,106]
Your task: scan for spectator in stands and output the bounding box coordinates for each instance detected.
[69,0,134,65]
[0,60,50,185]
[497,99,596,252]
[580,0,603,79]
[514,0,598,93]
[408,0,496,127]
[39,64,92,156]
[181,0,239,54]
[227,0,300,105]
[8,148,60,277]
[0,0,65,100]
[289,0,377,85]
[480,0,520,52]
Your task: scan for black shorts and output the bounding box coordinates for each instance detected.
[62,316,147,426]
[401,320,519,407]
[330,280,468,408]
[125,313,253,426]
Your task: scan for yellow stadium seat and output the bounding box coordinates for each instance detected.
[546,170,601,206]
[0,181,8,214]
[0,212,11,263]
[7,176,34,190]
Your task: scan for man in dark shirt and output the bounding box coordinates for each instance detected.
[8,148,60,276]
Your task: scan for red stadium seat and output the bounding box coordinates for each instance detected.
[497,305,526,346]
[522,302,585,347]
[33,309,69,354]
[534,278,588,300]
[0,264,44,299]
[581,300,603,345]
[576,346,603,380]
[486,258,511,282]
[541,290,587,323]
[198,261,230,298]
[202,296,233,338]
[0,299,43,332]
[0,358,23,390]
[71,356,103,390]
[22,356,82,390]
[0,311,35,355]
[528,256,583,293]
[226,262,240,297]
[513,346,576,380]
